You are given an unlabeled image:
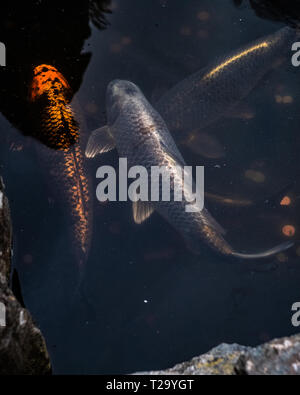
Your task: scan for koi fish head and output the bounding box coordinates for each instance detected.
[28,64,79,150]
[29,64,71,102]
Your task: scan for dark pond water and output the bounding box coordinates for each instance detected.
[0,0,300,374]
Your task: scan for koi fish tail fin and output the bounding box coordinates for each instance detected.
[231,241,294,259]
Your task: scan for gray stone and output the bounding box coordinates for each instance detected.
[236,335,300,375]
[0,177,51,375]
[135,334,300,375]
[0,177,11,283]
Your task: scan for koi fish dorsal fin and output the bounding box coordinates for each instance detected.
[85,126,116,158]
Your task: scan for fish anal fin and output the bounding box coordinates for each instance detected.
[133,200,155,224]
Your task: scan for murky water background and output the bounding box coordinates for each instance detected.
[1,0,300,374]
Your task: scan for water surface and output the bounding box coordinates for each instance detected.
[0,0,300,374]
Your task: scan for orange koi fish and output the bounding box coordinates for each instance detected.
[29,64,92,271]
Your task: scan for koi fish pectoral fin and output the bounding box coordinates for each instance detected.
[132,200,155,224]
[85,125,116,158]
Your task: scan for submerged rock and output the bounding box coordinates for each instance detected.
[0,178,11,282]
[233,0,300,28]
[135,334,300,375]
[0,177,51,375]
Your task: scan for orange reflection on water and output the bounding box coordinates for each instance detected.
[280,196,292,206]
[282,225,295,237]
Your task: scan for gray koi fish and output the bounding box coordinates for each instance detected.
[155,26,297,133]
[85,80,293,259]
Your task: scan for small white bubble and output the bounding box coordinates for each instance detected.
[144,299,148,304]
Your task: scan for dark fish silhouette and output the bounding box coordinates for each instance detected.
[155,27,296,133]
[234,0,300,29]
